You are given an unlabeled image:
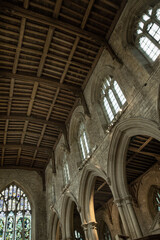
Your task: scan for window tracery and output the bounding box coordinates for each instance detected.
[0,184,31,240]
[101,76,126,124]
[135,3,160,61]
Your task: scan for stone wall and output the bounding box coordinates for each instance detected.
[46,0,160,239]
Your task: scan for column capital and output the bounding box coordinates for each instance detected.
[114,198,123,207]
[82,221,98,230]
[123,195,133,204]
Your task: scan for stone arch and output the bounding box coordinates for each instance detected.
[61,191,82,240]
[136,169,160,233]
[108,117,160,238]
[78,163,110,223]
[108,117,160,199]
[49,209,62,240]
[90,65,115,105]
[68,105,85,146]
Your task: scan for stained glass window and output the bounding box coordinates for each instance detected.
[135,3,160,61]
[78,123,90,161]
[0,184,31,240]
[101,76,126,124]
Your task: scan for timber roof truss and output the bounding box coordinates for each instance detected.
[0,0,127,173]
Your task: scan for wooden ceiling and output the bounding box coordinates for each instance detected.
[94,176,112,210]
[0,0,126,173]
[126,135,160,184]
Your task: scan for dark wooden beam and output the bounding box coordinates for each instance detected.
[127,137,153,164]
[0,115,65,129]
[0,165,42,172]
[0,70,81,93]
[128,146,160,161]
[0,143,52,152]
[0,1,122,62]
[0,2,105,46]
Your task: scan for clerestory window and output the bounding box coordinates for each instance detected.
[135,3,160,62]
[63,154,70,186]
[101,76,126,124]
[78,123,90,161]
[0,184,31,240]
[154,188,160,213]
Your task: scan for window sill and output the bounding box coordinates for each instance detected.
[106,104,128,133]
[78,146,97,171]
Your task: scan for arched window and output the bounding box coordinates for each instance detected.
[78,123,90,161]
[74,230,84,240]
[103,223,112,240]
[154,187,160,213]
[101,76,126,124]
[135,3,160,62]
[0,184,31,240]
[63,154,70,186]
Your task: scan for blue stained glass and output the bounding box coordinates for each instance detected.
[17,189,20,200]
[9,186,12,197]
[13,186,16,198]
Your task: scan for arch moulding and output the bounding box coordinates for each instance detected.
[108,117,160,200]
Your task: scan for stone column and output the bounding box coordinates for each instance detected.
[82,221,99,240]
[114,198,130,238]
[124,196,143,239]
[82,223,89,240]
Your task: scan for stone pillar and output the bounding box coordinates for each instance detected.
[114,198,130,237]
[82,221,99,240]
[82,223,89,240]
[124,196,143,239]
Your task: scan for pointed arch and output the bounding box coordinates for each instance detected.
[0,181,32,240]
[108,117,160,200]
[78,163,110,223]
[61,191,81,240]
[49,209,61,240]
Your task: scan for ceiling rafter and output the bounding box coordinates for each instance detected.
[0,165,43,172]
[0,115,65,129]
[0,0,127,171]
[1,2,106,44]
[127,137,153,164]
[0,71,81,93]
[0,143,52,152]
[0,1,122,62]
[128,147,160,161]
[2,0,29,167]
[0,130,57,141]
[31,0,65,167]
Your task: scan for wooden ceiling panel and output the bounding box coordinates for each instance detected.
[0,0,127,172]
[126,135,160,184]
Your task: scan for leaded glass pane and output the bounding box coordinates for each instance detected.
[79,124,90,160]
[136,4,160,61]
[0,184,31,240]
[101,77,126,124]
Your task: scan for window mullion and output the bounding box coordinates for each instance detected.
[82,134,87,159]
[112,85,122,108]
[145,31,160,48]
[106,93,116,116]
